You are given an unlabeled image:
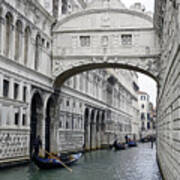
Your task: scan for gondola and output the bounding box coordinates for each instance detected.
[32,153,82,169]
[114,143,126,150]
[128,141,137,147]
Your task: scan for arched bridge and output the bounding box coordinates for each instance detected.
[52,5,160,86]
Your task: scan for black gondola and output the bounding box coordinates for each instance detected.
[128,141,137,147]
[114,143,126,150]
[32,153,82,169]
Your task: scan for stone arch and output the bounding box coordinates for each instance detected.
[30,91,43,157]
[5,12,13,57]
[24,26,31,65]
[45,95,57,153]
[53,62,159,89]
[15,19,23,61]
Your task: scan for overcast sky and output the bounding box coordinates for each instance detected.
[121,0,154,12]
[121,0,157,107]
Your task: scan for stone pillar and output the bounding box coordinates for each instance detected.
[84,108,91,151]
[96,111,102,149]
[0,73,3,97]
[91,110,97,150]
[9,78,14,99]
[19,81,24,101]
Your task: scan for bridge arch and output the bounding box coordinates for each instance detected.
[52,6,160,88]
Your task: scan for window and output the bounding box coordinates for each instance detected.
[14,83,19,100]
[66,100,70,106]
[24,27,30,65]
[141,104,144,109]
[141,113,145,120]
[35,34,41,70]
[59,121,62,128]
[147,122,150,129]
[66,121,69,129]
[23,86,27,102]
[80,36,90,47]
[15,20,22,61]
[22,114,26,126]
[5,12,13,57]
[121,34,132,45]
[3,79,9,97]
[15,112,19,125]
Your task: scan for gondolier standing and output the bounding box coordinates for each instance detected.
[33,135,42,156]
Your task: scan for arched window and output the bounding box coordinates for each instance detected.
[15,20,22,61]
[24,26,30,65]
[5,12,13,57]
[34,34,41,70]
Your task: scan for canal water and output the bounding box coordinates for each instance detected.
[0,143,162,180]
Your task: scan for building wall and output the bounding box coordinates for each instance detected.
[155,0,180,179]
[0,0,140,164]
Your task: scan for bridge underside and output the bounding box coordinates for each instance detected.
[53,56,160,87]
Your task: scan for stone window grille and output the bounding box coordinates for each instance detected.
[80,36,90,47]
[14,83,19,100]
[3,79,9,97]
[121,34,132,45]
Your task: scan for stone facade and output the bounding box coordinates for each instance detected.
[0,0,141,165]
[58,69,139,152]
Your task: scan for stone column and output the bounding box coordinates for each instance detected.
[9,78,14,99]
[84,108,91,151]
[91,110,97,150]
[0,73,3,97]
[19,81,24,101]
[97,111,102,149]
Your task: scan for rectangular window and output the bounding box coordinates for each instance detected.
[15,112,19,125]
[121,34,132,45]
[3,79,9,97]
[23,86,27,102]
[22,114,26,126]
[14,83,19,100]
[80,36,90,47]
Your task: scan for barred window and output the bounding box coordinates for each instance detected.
[80,36,90,47]
[121,34,132,45]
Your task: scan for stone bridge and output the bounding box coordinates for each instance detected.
[52,6,160,87]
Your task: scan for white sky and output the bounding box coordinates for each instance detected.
[121,0,154,12]
[121,0,157,107]
[138,73,157,107]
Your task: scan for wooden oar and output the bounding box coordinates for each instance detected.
[43,149,72,172]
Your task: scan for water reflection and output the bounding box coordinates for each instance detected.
[0,143,162,180]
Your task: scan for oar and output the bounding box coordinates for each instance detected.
[44,149,72,172]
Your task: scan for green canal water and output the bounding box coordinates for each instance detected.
[0,143,162,180]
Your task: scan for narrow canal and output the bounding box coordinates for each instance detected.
[0,143,162,180]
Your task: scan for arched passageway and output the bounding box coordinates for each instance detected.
[30,92,43,156]
[45,96,57,153]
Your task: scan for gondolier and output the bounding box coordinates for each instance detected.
[33,135,42,156]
